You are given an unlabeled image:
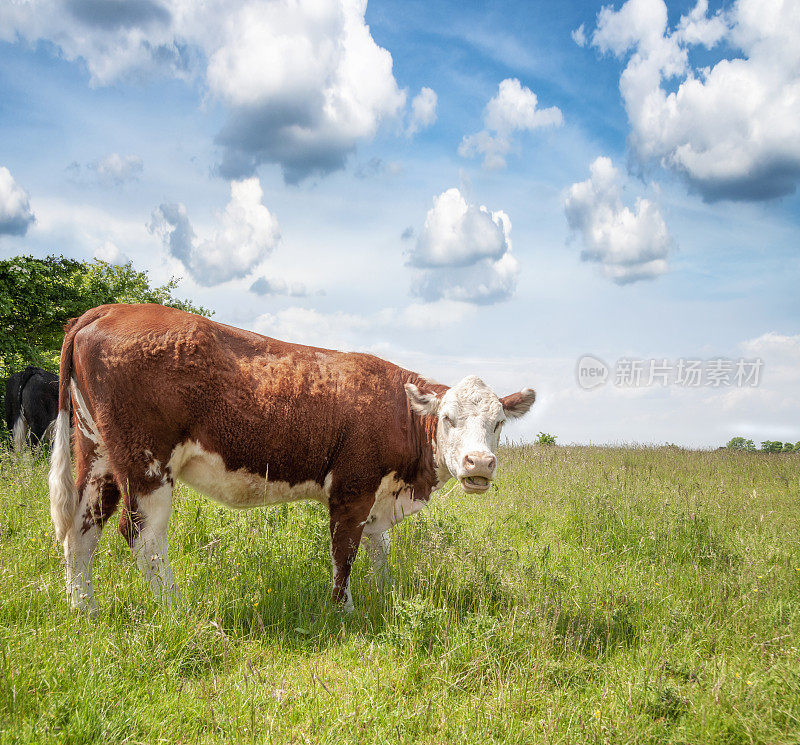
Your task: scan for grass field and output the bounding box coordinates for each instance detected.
[1,444,799,744]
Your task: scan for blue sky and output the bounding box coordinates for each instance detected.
[1,0,798,446]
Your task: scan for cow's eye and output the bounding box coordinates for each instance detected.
[494,421,503,432]
[442,414,454,426]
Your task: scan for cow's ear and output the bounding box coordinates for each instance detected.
[405,383,441,417]
[500,388,536,419]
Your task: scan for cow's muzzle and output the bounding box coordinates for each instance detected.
[459,451,496,493]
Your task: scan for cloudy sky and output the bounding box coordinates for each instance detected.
[1,0,798,447]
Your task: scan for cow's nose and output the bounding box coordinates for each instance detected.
[462,451,496,476]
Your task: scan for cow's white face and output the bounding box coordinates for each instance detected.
[405,375,536,493]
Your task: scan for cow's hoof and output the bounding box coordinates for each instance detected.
[334,599,355,615]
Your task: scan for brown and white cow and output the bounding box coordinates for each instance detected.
[49,304,536,615]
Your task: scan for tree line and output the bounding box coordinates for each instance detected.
[0,255,209,381]
[727,437,800,453]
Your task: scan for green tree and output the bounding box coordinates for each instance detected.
[535,432,557,446]
[760,441,784,454]
[0,255,211,377]
[726,437,756,451]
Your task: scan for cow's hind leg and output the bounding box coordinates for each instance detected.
[119,482,183,608]
[65,433,120,616]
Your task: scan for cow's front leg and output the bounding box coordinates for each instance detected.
[361,530,390,588]
[328,492,375,613]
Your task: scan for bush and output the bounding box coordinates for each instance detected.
[535,432,557,446]
[0,255,211,378]
[726,437,756,451]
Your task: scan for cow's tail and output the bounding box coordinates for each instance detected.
[12,415,28,453]
[7,368,35,452]
[49,319,82,543]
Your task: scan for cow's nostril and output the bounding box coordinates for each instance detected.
[488,456,496,470]
[464,455,475,469]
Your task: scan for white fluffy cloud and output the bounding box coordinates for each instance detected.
[564,156,672,284]
[407,188,519,304]
[0,166,35,236]
[459,78,562,169]
[406,87,438,136]
[409,188,508,268]
[93,240,128,264]
[0,0,186,84]
[209,0,406,182]
[740,331,800,362]
[571,24,588,47]
[149,177,280,286]
[589,0,800,201]
[1,0,406,183]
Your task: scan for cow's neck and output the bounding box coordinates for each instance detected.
[403,372,450,496]
[423,415,450,488]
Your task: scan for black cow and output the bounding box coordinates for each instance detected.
[4,366,59,451]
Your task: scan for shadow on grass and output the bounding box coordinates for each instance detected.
[551,606,639,658]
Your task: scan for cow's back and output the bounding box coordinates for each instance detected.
[19,367,59,436]
[69,304,435,497]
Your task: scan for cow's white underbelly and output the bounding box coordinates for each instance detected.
[167,441,330,509]
[163,444,430,527]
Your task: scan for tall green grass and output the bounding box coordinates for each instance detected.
[1,444,799,743]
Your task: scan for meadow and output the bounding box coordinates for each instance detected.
[1,444,799,744]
